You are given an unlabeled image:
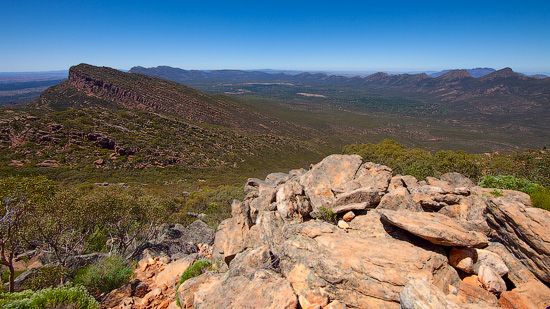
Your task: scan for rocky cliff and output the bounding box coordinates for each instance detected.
[104,154,550,308]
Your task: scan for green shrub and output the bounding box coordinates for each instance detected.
[25,266,71,291]
[0,284,98,309]
[74,255,134,295]
[531,186,550,211]
[479,175,539,194]
[317,207,336,223]
[489,189,503,197]
[175,259,211,307]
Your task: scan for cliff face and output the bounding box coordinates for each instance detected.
[32,64,315,137]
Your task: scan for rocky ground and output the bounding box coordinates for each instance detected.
[103,154,550,308]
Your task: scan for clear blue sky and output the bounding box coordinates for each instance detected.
[1,0,549,73]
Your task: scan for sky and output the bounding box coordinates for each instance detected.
[1,0,549,73]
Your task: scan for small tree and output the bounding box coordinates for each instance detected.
[0,176,55,292]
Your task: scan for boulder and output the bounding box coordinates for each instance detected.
[388,175,419,191]
[473,248,509,277]
[183,220,216,246]
[177,272,220,309]
[154,257,193,287]
[456,281,498,306]
[211,200,251,265]
[478,265,507,293]
[377,187,423,211]
[449,247,477,273]
[299,154,363,211]
[486,197,550,283]
[379,210,488,247]
[484,242,539,287]
[279,216,460,308]
[265,172,289,186]
[440,172,475,188]
[332,187,381,208]
[193,269,298,309]
[276,180,311,221]
[342,211,355,222]
[499,281,550,309]
[227,245,273,276]
[399,279,460,309]
[439,195,492,235]
[336,162,392,193]
[426,177,454,190]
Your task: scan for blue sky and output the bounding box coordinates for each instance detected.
[1,0,549,73]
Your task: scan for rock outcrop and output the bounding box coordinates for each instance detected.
[124,154,549,309]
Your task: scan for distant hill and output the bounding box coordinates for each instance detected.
[430,68,496,78]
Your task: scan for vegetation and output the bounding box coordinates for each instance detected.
[0,284,98,309]
[74,255,133,296]
[317,207,337,223]
[176,259,211,307]
[479,175,539,195]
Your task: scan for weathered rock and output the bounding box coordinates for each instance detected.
[400,279,460,309]
[337,162,392,193]
[102,283,132,308]
[478,265,507,293]
[440,172,475,188]
[255,211,285,255]
[332,187,381,208]
[276,180,311,221]
[449,247,477,273]
[473,248,509,277]
[265,172,290,186]
[337,220,349,229]
[227,245,272,275]
[279,216,460,308]
[177,272,220,309]
[377,187,423,211]
[456,281,498,306]
[426,177,454,190]
[249,186,276,212]
[484,242,539,287]
[471,187,531,206]
[297,288,330,309]
[154,257,193,287]
[439,195,492,235]
[499,281,550,309]
[486,197,550,283]
[244,177,265,194]
[133,280,150,298]
[183,219,216,246]
[331,202,371,214]
[193,269,298,309]
[342,211,355,222]
[299,154,363,211]
[388,175,419,191]
[379,209,488,247]
[212,200,251,265]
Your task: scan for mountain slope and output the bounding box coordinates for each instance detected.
[30,64,315,137]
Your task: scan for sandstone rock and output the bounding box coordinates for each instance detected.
[478,265,506,293]
[279,218,460,308]
[388,175,419,191]
[228,245,272,275]
[35,159,60,167]
[484,242,539,287]
[299,154,363,211]
[298,288,329,309]
[184,219,216,246]
[265,172,289,186]
[473,248,509,277]
[439,195,491,235]
[337,161,392,193]
[449,247,477,273]
[377,187,423,211]
[177,272,221,309]
[212,201,251,265]
[255,211,285,255]
[139,287,162,306]
[101,283,132,308]
[342,211,355,222]
[276,180,311,221]
[471,187,531,206]
[331,202,371,214]
[154,257,193,287]
[332,187,381,208]
[440,172,474,188]
[456,281,498,306]
[133,280,150,298]
[337,220,349,229]
[462,275,482,288]
[244,177,264,194]
[486,197,550,282]
[324,300,347,309]
[426,177,454,190]
[400,279,460,309]
[193,269,298,309]
[379,209,488,247]
[499,281,550,309]
[249,186,276,212]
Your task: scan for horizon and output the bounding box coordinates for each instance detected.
[1,1,550,73]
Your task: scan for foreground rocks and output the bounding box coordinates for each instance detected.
[108,154,549,309]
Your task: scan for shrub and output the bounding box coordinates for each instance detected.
[176,259,211,307]
[317,207,336,223]
[25,266,71,291]
[479,175,539,195]
[0,284,98,309]
[74,255,134,295]
[531,186,550,211]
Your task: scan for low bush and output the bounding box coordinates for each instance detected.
[74,255,134,296]
[479,175,539,195]
[0,284,98,309]
[317,207,336,223]
[175,259,211,307]
[531,186,550,211]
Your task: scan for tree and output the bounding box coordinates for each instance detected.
[0,176,55,292]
